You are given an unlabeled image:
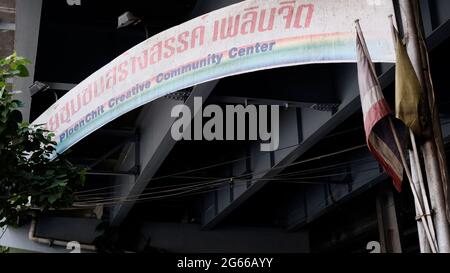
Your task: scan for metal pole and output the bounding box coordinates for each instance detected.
[388,15,434,252]
[421,143,450,252]
[399,0,450,253]
[388,118,437,252]
[410,130,437,245]
[409,150,430,252]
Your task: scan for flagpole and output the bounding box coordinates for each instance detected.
[388,118,438,252]
[409,150,430,252]
[399,0,450,253]
[388,14,437,252]
[355,18,437,252]
[409,129,438,246]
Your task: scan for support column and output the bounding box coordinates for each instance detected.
[14,0,43,122]
[376,183,402,253]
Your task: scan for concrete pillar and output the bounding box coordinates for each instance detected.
[376,183,402,253]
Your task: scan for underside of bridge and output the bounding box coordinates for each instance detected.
[2,0,450,253]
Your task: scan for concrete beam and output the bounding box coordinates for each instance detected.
[287,117,450,231]
[286,154,386,231]
[201,65,384,230]
[429,0,450,27]
[110,81,218,226]
[109,0,243,227]
[137,222,309,253]
[209,96,339,111]
[202,106,302,228]
[285,21,450,229]
[14,0,43,122]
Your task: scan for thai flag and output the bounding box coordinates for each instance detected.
[356,23,404,192]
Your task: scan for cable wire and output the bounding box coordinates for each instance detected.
[73,145,368,205]
[75,143,367,198]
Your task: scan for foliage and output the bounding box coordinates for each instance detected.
[0,53,86,228]
[0,246,9,253]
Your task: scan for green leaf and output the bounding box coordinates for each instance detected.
[45,170,55,176]
[16,64,29,77]
[47,179,67,190]
[3,52,16,64]
[11,100,24,108]
[15,56,31,65]
[47,193,62,204]
[0,53,85,228]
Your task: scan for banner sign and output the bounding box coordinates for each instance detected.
[32,0,396,156]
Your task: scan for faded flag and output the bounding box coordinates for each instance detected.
[356,22,404,191]
[392,23,426,136]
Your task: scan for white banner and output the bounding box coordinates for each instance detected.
[32,0,396,156]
